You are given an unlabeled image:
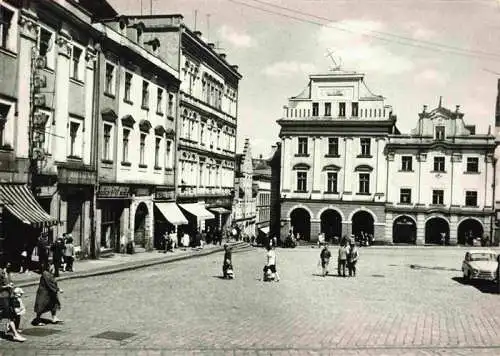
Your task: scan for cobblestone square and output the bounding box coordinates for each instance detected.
[2,247,500,355]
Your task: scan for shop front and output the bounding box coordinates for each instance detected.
[96,184,131,254]
[205,196,232,235]
[153,187,187,249]
[179,202,215,237]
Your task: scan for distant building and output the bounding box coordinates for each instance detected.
[269,143,282,240]
[386,101,496,245]
[277,69,396,242]
[232,139,256,239]
[252,153,273,240]
[494,79,500,245]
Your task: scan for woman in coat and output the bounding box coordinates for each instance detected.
[33,264,63,325]
[0,261,25,341]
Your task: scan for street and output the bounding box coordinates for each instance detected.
[2,246,500,355]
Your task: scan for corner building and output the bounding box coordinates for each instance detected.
[278,70,396,242]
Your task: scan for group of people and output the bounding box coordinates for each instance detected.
[0,261,63,342]
[320,237,359,277]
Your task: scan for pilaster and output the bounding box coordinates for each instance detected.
[282,137,291,192]
[385,211,393,243]
[343,137,354,195]
[449,215,458,245]
[416,214,425,245]
[83,46,97,165]
[310,219,320,241]
[311,136,322,199]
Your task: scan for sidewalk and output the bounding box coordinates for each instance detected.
[13,241,248,288]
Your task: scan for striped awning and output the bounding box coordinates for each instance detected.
[179,203,215,221]
[155,203,188,226]
[209,207,231,214]
[0,184,58,227]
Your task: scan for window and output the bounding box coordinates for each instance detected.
[298,137,308,155]
[401,156,413,171]
[122,129,130,162]
[339,102,346,117]
[328,137,338,156]
[435,126,445,140]
[166,140,172,168]
[217,130,221,149]
[124,72,132,102]
[359,173,370,194]
[168,93,174,117]
[352,102,359,117]
[105,63,115,94]
[156,88,163,114]
[466,157,479,173]
[103,124,112,160]
[360,138,371,156]
[154,137,161,168]
[139,133,146,165]
[327,172,338,193]
[400,188,412,204]
[297,172,307,192]
[465,191,477,207]
[0,6,13,49]
[312,103,319,116]
[71,46,82,80]
[433,157,445,172]
[432,190,444,205]
[38,27,53,68]
[200,124,205,144]
[69,121,80,157]
[142,81,149,108]
[324,103,331,116]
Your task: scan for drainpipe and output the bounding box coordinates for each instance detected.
[90,41,102,259]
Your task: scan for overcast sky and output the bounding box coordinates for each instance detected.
[109,0,500,157]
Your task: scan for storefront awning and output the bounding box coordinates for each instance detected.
[179,203,215,220]
[155,203,188,226]
[209,207,231,214]
[0,184,58,228]
[259,226,270,234]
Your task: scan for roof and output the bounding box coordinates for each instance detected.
[77,0,117,18]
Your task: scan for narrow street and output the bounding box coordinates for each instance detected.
[2,246,500,355]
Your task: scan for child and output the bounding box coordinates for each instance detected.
[11,287,26,332]
[64,237,75,272]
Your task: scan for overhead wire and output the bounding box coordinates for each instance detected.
[227,0,500,61]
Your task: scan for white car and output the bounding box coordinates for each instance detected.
[462,250,498,282]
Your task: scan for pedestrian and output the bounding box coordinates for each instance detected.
[222,244,233,278]
[63,236,75,272]
[37,235,49,272]
[263,244,280,282]
[347,241,359,277]
[272,235,278,248]
[50,237,65,277]
[0,261,25,342]
[320,244,331,277]
[11,287,26,332]
[33,264,63,326]
[318,232,325,248]
[338,241,348,277]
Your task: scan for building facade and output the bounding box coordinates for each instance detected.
[232,139,256,238]
[252,153,273,239]
[277,70,396,242]
[494,79,500,245]
[386,102,496,245]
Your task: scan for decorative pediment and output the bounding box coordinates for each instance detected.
[165,128,175,138]
[121,114,135,128]
[101,108,117,123]
[293,163,311,170]
[154,125,165,136]
[139,119,152,133]
[323,164,341,171]
[354,164,373,172]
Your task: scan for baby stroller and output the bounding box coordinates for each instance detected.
[263,265,275,281]
[223,264,234,279]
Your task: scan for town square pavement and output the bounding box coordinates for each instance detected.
[1,246,500,355]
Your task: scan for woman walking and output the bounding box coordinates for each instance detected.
[0,261,25,342]
[33,265,63,326]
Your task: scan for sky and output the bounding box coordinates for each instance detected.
[108,0,500,158]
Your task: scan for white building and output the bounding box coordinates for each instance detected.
[386,101,496,245]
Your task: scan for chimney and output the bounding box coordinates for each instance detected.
[219,53,226,60]
[423,105,427,113]
[259,154,263,159]
[271,145,277,150]
[194,30,202,37]
[208,43,215,49]
[231,65,239,72]
[496,79,500,127]
[455,105,460,113]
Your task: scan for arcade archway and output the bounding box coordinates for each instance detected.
[320,209,342,243]
[134,203,149,248]
[351,210,374,239]
[392,215,416,244]
[425,217,449,245]
[290,208,311,241]
[457,218,484,245]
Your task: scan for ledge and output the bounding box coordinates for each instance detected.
[398,170,414,172]
[121,161,131,167]
[167,115,175,121]
[70,77,84,86]
[123,98,133,105]
[324,154,340,158]
[138,164,148,169]
[66,155,82,161]
[101,159,113,165]
[357,154,373,158]
[430,171,447,174]
[294,154,310,157]
[154,165,162,170]
[464,171,480,175]
[356,192,371,196]
[156,111,164,117]
[141,105,150,111]
[104,92,116,99]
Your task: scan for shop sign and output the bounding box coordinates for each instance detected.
[58,167,96,185]
[98,185,130,198]
[133,187,150,196]
[155,189,175,200]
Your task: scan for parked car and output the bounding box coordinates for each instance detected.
[462,250,498,282]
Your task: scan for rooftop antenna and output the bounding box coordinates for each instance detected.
[150,0,153,15]
[325,48,342,71]
[438,96,442,108]
[194,10,198,31]
[207,14,211,41]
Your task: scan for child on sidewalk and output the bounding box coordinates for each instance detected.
[11,287,26,332]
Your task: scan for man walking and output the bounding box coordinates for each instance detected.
[347,240,359,277]
[338,241,347,277]
[320,244,331,277]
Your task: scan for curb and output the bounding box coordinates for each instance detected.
[16,242,250,288]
